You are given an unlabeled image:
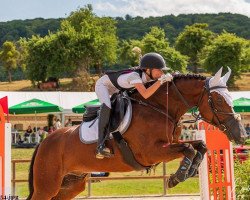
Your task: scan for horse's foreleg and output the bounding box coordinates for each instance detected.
[167,143,195,188]
[185,140,207,177]
[52,173,88,200]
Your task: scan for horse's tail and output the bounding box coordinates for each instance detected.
[26,144,40,200]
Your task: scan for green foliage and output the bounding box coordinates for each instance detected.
[142,27,188,72]
[0,41,20,82]
[117,27,187,72]
[21,5,118,83]
[1,13,249,47]
[159,48,188,73]
[234,159,250,199]
[241,40,250,72]
[0,18,62,46]
[117,13,250,44]
[20,36,50,84]
[142,26,169,53]
[56,5,118,74]
[1,11,249,83]
[117,39,143,67]
[175,23,214,73]
[200,32,248,85]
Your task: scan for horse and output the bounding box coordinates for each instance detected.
[27,67,246,200]
[37,77,60,91]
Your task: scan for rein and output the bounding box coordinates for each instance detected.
[126,78,237,133]
[125,95,176,123]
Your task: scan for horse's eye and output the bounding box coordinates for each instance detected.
[217,97,223,104]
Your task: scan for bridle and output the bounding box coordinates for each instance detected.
[126,77,238,134]
[197,78,239,133]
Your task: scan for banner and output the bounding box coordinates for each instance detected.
[0,96,9,122]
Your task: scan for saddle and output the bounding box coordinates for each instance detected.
[83,92,129,132]
[80,91,152,171]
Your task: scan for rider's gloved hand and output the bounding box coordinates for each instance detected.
[158,73,173,84]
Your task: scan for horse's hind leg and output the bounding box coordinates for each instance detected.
[31,165,63,200]
[167,143,196,188]
[52,173,88,200]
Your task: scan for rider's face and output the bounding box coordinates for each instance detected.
[151,69,164,79]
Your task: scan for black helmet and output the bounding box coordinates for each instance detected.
[139,53,169,70]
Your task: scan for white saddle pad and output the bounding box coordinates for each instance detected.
[79,100,132,144]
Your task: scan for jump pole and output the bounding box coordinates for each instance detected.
[197,121,235,200]
[0,105,11,196]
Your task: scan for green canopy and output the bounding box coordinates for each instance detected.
[72,99,100,113]
[233,97,250,112]
[9,98,63,114]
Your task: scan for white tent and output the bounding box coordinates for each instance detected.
[0,91,97,113]
[0,91,250,113]
[0,91,249,128]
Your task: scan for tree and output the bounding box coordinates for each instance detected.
[0,41,20,82]
[21,36,51,84]
[118,39,143,67]
[142,26,169,53]
[61,5,118,74]
[22,5,118,84]
[175,23,214,73]
[200,32,249,86]
[142,27,188,72]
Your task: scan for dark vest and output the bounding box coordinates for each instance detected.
[105,68,143,91]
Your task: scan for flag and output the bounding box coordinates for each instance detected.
[0,96,9,122]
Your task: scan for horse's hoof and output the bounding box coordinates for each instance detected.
[167,174,180,188]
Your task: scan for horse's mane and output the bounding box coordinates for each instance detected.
[173,73,206,81]
[130,73,207,97]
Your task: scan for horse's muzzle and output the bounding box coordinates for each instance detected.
[224,115,247,145]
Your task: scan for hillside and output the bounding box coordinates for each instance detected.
[0,73,249,92]
[0,13,249,46]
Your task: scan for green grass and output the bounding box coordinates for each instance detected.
[11,148,199,198]
[11,142,250,198]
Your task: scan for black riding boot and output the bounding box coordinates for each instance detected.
[96,103,111,159]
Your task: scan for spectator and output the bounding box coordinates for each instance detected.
[48,126,55,134]
[181,125,189,141]
[37,127,48,142]
[65,118,72,127]
[245,123,250,136]
[11,124,19,143]
[24,125,33,142]
[31,132,36,143]
[54,119,62,130]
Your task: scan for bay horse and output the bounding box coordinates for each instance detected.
[37,77,59,91]
[27,68,246,200]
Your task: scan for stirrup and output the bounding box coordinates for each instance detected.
[95,147,112,159]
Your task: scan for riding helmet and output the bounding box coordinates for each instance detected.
[139,53,169,70]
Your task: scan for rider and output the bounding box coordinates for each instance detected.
[95,52,173,159]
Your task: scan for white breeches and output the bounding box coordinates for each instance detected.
[95,75,118,108]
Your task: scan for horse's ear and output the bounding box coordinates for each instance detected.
[221,66,231,84]
[209,67,223,87]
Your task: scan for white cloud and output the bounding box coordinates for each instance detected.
[93,0,250,17]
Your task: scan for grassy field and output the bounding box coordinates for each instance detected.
[12,148,199,198]
[11,139,250,198]
[1,72,250,91]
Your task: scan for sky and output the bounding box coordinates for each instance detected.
[0,0,250,22]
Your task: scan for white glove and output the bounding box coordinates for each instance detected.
[158,73,173,84]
